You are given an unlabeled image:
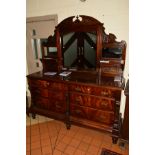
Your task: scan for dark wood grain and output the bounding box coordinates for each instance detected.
[27,15,127,144]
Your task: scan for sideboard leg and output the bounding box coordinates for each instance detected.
[32,113,36,119]
[66,123,71,130]
[112,136,118,144]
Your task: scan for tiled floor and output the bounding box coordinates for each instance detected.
[26,115,129,155]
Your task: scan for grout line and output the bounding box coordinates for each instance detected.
[52,120,63,153]
[46,120,55,155]
[37,115,43,155]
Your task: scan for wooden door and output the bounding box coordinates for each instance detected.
[26,15,58,74]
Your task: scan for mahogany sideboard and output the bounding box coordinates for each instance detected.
[27,70,124,143]
[27,15,127,144]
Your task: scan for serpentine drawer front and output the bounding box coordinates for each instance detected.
[69,83,121,99]
[70,92,115,111]
[32,97,50,110]
[28,79,50,88]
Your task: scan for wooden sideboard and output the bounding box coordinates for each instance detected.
[27,70,124,143]
[27,15,127,144]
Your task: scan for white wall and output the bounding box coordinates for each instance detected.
[26,0,129,117]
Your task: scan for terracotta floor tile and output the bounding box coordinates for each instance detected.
[64,145,76,155]
[26,151,30,155]
[26,127,30,137]
[27,117,129,155]
[65,130,76,138]
[70,125,80,132]
[57,133,65,142]
[42,145,52,155]
[87,144,99,155]
[97,148,102,155]
[26,143,30,152]
[31,128,40,136]
[82,135,92,144]
[111,144,123,154]
[26,137,30,144]
[49,130,59,138]
[30,124,39,130]
[74,133,84,140]
[50,136,57,146]
[53,149,62,155]
[62,136,72,144]
[59,128,67,135]
[100,141,112,150]
[31,148,42,155]
[78,141,89,152]
[103,134,113,143]
[122,149,129,155]
[69,138,81,148]
[91,138,102,147]
[41,137,51,147]
[56,142,67,152]
[31,141,41,150]
[74,149,86,155]
[40,128,49,134]
[31,134,40,143]
[40,133,50,140]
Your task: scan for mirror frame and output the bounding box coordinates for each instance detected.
[55,15,103,71]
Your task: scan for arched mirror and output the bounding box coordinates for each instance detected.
[55,15,103,71]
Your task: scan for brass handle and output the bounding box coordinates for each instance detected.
[75,97,80,103]
[35,90,41,94]
[100,101,108,107]
[99,115,106,120]
[75,109,81,114]
[45,82,50,87]
[75,87,81,92]
[101,91,108,96]
[55,103,61,109]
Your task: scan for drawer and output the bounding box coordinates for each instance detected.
[49,100,66,113]
[28,79,50,88]
[92,88,121,100]
[70,93,115,111]
[91,110,114,125]
[69,83,120,99]
[30,88,49,98]
[32,97,50,110]
[49,82,67,91]
[70,105,114,125]
[49,90,66,100]
[70,105,88,119]
[69,84,92,94]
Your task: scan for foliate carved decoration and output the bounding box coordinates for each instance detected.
[56,15,103,34]
[42,34,56,47]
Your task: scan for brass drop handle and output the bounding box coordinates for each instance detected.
[55,102,61,109]
[35,89,41,94]
[100,101,108,107]
[99,115,106,120]
[101,91,108,96]
[75,87,81,92]
[75,109,81,114]
[75,97,80,102]
[45,82,50,87]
